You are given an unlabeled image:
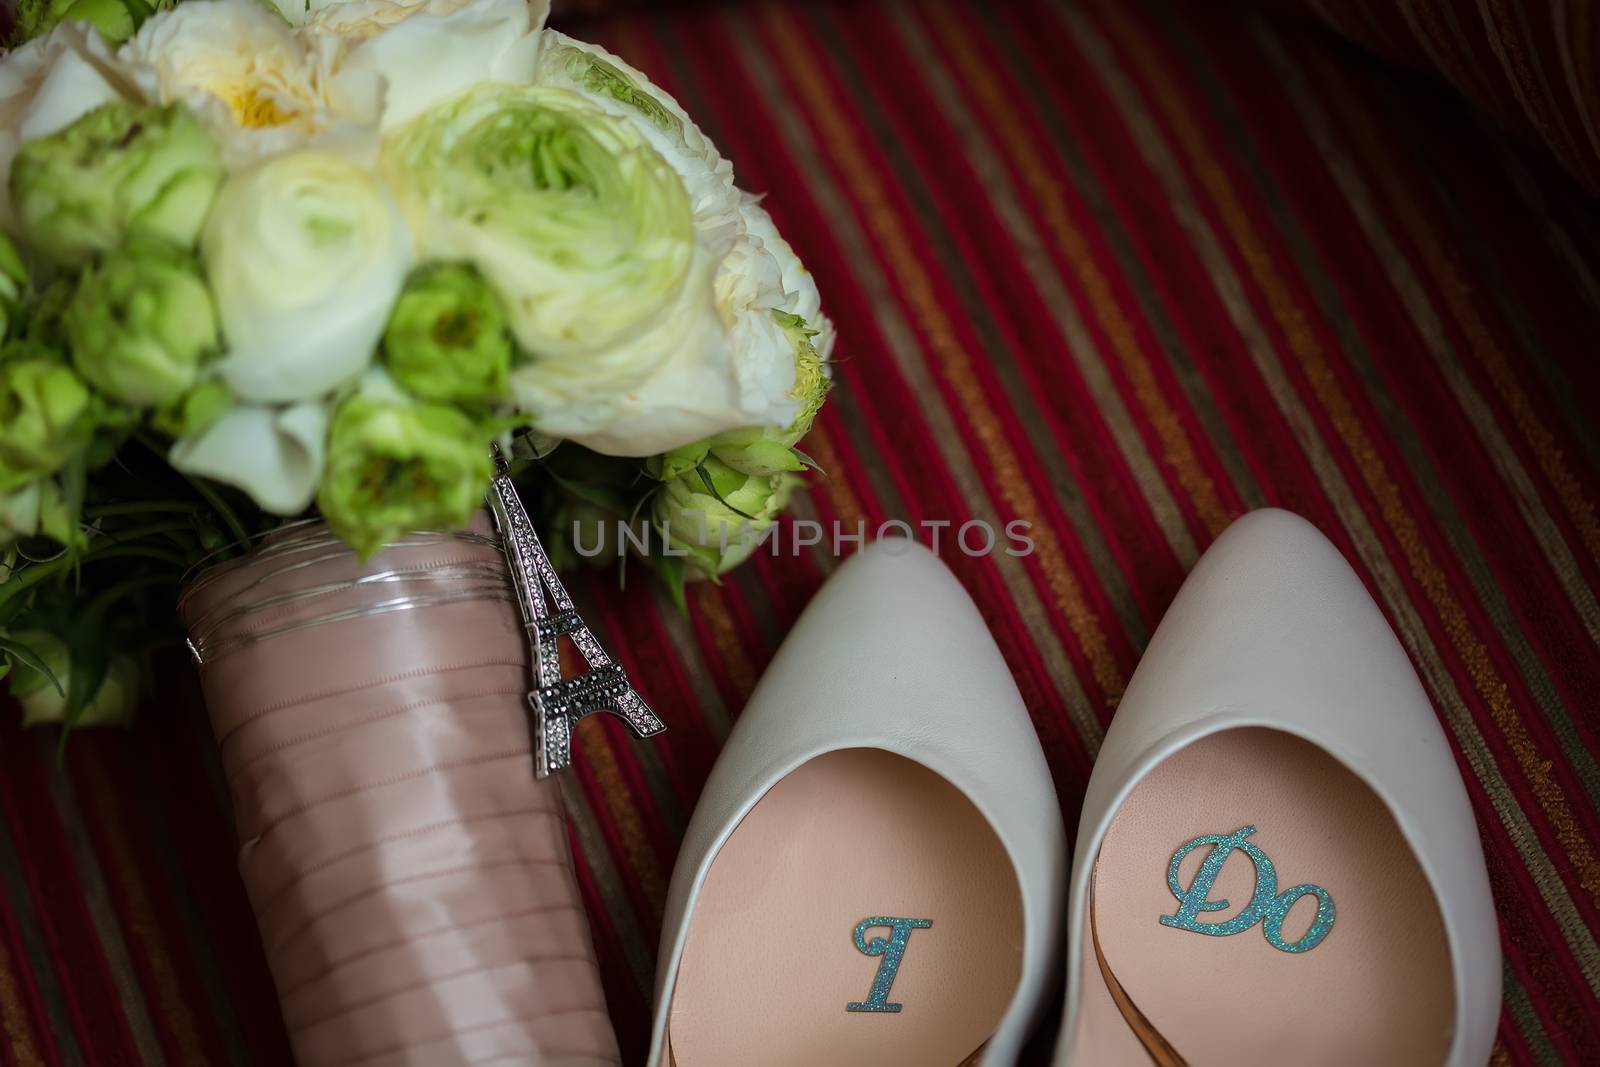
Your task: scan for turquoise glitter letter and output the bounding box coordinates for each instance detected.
[847,916,933,1013]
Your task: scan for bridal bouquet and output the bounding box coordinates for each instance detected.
[0,0,832,1061]
[0,0,832,725]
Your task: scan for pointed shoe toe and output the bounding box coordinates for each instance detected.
[1056,508,1499,1067]
[650,541,1067,1067]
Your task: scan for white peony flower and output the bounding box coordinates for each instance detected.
[742,196,834,360]
[202,148,411,403]
[0,23,135,225]
[544,195,831,456]
[119,0,383,167]
[512,248,731,456]
[306,0,549,130]
[486,34,829,455]
[168,402,328,514]
[262,0,363,27]
[381,34,800,456]
[262,0,477,28]
[534,30,740,251]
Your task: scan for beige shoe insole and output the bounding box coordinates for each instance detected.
[1071,728,1454,1066]
[668,748,1023,1066]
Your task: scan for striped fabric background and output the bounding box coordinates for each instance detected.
[1297,0,1600,192]
[0,0,1597,1063]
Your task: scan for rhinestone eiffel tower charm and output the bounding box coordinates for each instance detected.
[486,450,666,778]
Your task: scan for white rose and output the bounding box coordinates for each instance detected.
[119,0,383,167]
[169,402,329,514]
[0,23,134,225]
[306,0,549,129]
[203,149,411,403]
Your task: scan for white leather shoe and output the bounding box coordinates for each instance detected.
[1055,509,1499,1066]
[648,540,1067,1067]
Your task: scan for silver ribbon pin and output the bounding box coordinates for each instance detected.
[486,447,666,777]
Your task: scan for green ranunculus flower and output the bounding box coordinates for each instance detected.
[648,439,709,483]
[11,102,224,266]
[317,394,495,558]
[0,338,60,366]
[654,455,794,579]
[151,378,232,439]
[0,358,94,490]
[7,631,139,729]
[382,84,694,365]
[13,0,147,44]
[0,478,76,547]
[702,426,808,478]
[17,278,75,350]
[67,238,218,408]
[383,265,513,404]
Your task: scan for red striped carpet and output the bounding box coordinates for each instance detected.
[3,0,1599,1063]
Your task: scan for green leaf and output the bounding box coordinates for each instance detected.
[654,550,688,615]
[0,596,28,630]
[58,452,87,533]
[695,463,757,521]
[546,469,637,518]
[0,635,63,696]
[54,611,107,753]
[791,447,826,475]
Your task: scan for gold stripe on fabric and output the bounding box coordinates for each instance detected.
[693,585,761,707]
[37,735,167,1063]
[1258,40,1600,799]
[731,7,1107,752]
[0,933,44,1067]
[1319,64,1600,595]
[1060,0,1600,993]
[80,750,208,1066]
[575,717,669,924]
[921,1,1231,544]
[801,424,870,530]
[558,771,659,1002]
[849,3,1167,651]
[1098,1,1600,909]
[761,3,1126,710]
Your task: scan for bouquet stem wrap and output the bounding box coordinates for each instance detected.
[179,517,620,1066]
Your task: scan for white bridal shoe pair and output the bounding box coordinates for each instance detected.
[645,510,1501,1067]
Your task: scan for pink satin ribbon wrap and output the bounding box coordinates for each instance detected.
[180,519,621,1066]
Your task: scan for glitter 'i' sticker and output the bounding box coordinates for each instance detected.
[847,916,932,1012]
